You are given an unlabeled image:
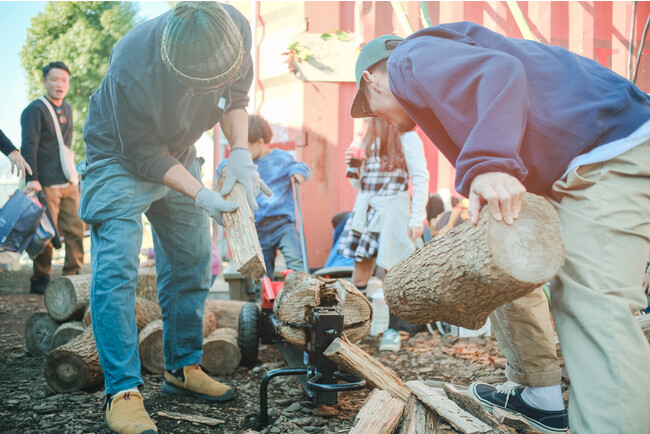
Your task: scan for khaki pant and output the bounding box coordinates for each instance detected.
[33,183,85,278]
[491,139,650,433]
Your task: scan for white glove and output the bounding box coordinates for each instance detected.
[195,187,238,225]
[220,147,272,210]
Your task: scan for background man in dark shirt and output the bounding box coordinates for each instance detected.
[79,3,270,433]
[352,25,650,433]
[21,61,84,294]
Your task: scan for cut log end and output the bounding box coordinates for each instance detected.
[45,349,88,393]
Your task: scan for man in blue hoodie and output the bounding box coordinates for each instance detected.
[352,24,650,433]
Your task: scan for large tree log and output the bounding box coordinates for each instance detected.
[350,389,405,434]
[51,321,85,350]
[201,327,241,375]
[44,274,91,322]
[406,381,492,433]
[385,193,565,329]
[324,336,410,401]
[83,296,161,331]
[139,319,164,374]
[136,267,158,302]
[45,326,103,393]
[216,174,266,280]
[204,299,247,330]
[274,272,372,346]
[25,312,60,357]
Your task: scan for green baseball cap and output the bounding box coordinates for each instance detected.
[351,34,404,118]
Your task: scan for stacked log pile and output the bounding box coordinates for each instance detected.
[25,271,247,393]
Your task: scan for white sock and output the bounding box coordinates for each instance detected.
[521,385,564,411]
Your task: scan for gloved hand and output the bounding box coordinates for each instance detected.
[195,187,238,226]
[220,147,272,210]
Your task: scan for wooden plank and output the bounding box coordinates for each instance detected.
[406,381,492,434]
[156,411,225,426]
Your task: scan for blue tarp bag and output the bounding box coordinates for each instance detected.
[0,190,45,254]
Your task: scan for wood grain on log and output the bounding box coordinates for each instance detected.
[442,383,500,428]
[138,319,164,374]
[323,336,410,401]
[51,321,85,350]
[204,299,247,330]
[44,274,91,322]
[45,327,103,393]
[385,193,565,329]
[350,389,405,434]
[398,394,440,434]
[274,272,372,346]
[201,327,241,375]
[25,312,59,357]
[406,381,492,433]
[216,174,266,280]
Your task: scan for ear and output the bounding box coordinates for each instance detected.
[361,70,375,88]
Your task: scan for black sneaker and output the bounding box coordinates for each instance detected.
[469,382,568,433]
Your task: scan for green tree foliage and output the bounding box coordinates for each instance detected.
[20,2,140,161]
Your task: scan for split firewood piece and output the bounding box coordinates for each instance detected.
[51,321,85,350]
[25,311,60,357]
[492,408,541,432]
[83,296,161,332]
[274,272,372,346]
[201,327,241,375]
[398,394,441,434]
[385,193,565,329]
[324,336,410,401]
[442,383,500,428]
[406,381,492,433]
[156,411,225,426]
[136,267,158,302]
[138,319,164,374]
[216,173,266,280]
[204,299,247,330]
[44,274,91,322]
[350,389,405,434]
[45,326,103,393]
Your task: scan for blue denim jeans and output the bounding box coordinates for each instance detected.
[256,216,304,276]
[77,157,211,394]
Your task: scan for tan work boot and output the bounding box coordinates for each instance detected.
[104,390,157,434]
[162,363,235,401]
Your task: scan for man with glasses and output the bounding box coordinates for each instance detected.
[79,3,270,432]
[21,61,85,295]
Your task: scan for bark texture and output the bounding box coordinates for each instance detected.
[385,193,565,329]
[274,272,372,346]
[138,319,164,374]
[44,327,103,393]
[201,327,241,375]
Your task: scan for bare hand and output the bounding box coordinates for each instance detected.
[345,148,353,166]
[292,174,306,184]
[643,272,650,295]
[409,226,423,241]
[25,180,42,194]
[8,151,32,179]
[468,172,526,225]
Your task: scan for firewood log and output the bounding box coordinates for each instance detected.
[136,267,157,302]
[83,296,161,331]
[398,395,440,434]
[204,299,247,330]
[201,327,241,375]
[45,326,103,393]
[25,312,60,357]
[274,272,372,346]
[44,274,91,322]
[350,389,405,434]
[138,319,164,374]
[216,174,266,280]
[51,321,85,350]
[323,336,410,401]
[203,308,217,337]
[385,193,565,329]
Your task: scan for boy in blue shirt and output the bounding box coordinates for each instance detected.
[218,115,311,277]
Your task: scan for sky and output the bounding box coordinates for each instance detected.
[0,1,172,184]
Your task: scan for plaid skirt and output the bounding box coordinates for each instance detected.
[337,206,380,261]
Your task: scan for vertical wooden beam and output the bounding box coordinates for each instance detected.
[568,1,595,60]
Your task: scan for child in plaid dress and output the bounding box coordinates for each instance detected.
[338,117,429,349]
